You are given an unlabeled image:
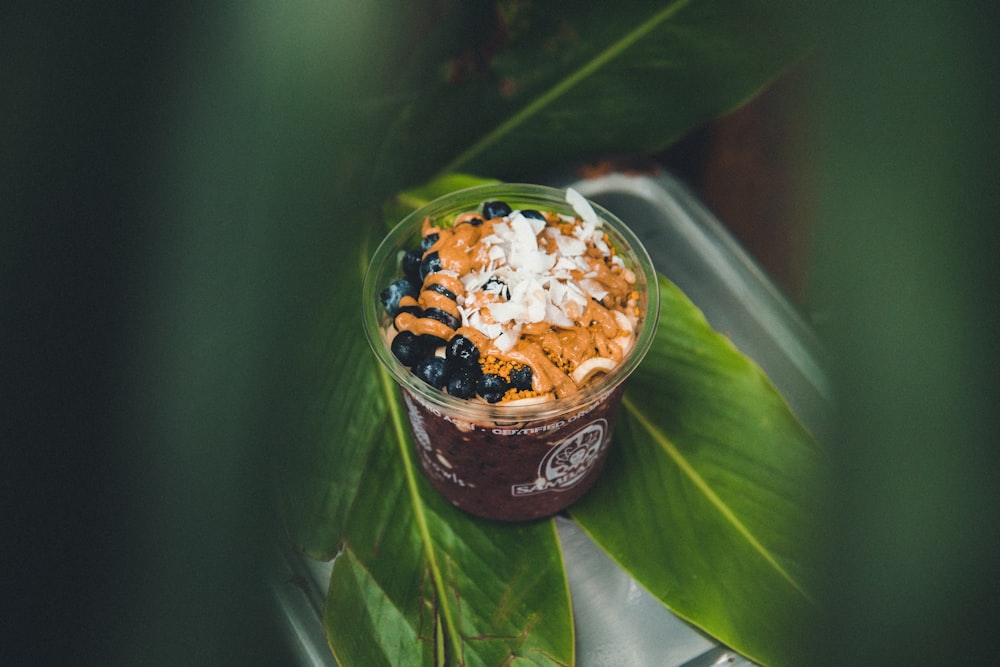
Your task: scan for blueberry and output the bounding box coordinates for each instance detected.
[510,365,533,391]
[482,277,509,300]
[420,233,439,252]
[423,307,461,331]
[482,392,505,404]
[413,356,449,389]
[419,251,442,281]
[379,278,419,317]
[446,335,480,369]
[446,371,478,399]
[391,330,434,366]
[460,215,484,226]
[402,248,423,284]
[521,209,545,221]
[418,334,448,350]
[482,200,512,219]
[477,372,509,397]
[425,282,457,300]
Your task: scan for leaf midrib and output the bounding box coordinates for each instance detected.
[376,365,465,663]
[437,0,692,176]
[623,394,815,604]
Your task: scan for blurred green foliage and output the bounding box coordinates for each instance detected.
[5,0,999,664]
[809,1,1000,664]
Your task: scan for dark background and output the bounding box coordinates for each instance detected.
[5,2,999,665]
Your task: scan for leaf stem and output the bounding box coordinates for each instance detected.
[623,394,815,604]
[438,0,692,175]
[377,366,465,663]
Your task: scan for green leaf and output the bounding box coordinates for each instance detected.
[571,276,826,666]
[369,0,817,193]
[274,0,823,664]
[282,185,825,665]
[280,206,574,666]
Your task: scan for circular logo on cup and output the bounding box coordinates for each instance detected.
[512,419,608,496]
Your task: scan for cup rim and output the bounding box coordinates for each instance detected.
[362,182,661,423]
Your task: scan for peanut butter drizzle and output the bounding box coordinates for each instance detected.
[454,326,489,352]
[394,311,454,341]
[586,256,631,296]
[427,219,487,275]
[521,321,550,336]
[418,290,460,318]
[510,342,577,398]
[583,300,619,339]
[593,331,623,363]
[556,327,596,367]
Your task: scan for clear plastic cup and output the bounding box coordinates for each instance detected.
[362,184,660,521]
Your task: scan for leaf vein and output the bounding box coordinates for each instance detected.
[439,0,692,175]
[623,394,815,604]
[376,366,466,662]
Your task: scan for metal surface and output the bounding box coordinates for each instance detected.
[271,170,832,665]
[571,172,832,446]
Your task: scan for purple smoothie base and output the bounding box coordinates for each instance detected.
[401,384,626,521]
